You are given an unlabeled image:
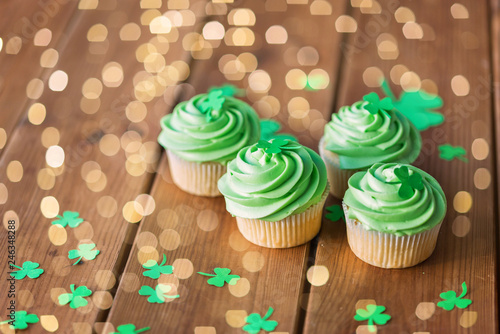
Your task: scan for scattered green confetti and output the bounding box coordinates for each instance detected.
[437,282,472,311]
[256,139,289,154]
[325,205,345,222]
[138,284,179,303]
[9,261,44,280]
[51,211,84,228]
[197,268,240,287]
[243,307,278,334]
[354,304,391,332]
[200,89,226,121]
[381,79,444,131]
[259,119,298,142]
[0,311,39,330]
[142,254,173,279]
[209,84,244,97]
[68,243,100,265]
[394,166,424,199]
[362,92,393,118]
[112,324,151,334]
[438,144,468,162]
[58,284,92,309]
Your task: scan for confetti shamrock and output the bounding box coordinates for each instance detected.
[0,311,39,330]
[197,268,240,287]
[256,139,289,154]
[68,243,100,265]
[394,166,424,199]
[209,84,244,97]
[9,261,44,280]
[354,304,391,332]
[243,307,278,334]
[138,284,179,303]
[362,92,393,118]
[381,79,444,131]
[439,144,468,162]
[437,282,472,311]
[200,89,226,121]
[112,324,151,334]
[51,211,84,228]
[58,284,92,309]
[325,205,345,222]
[259,119,298,142]
[142,254,173,279]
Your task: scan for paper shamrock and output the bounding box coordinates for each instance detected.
[394,166,424,199]
[68,243,100,265]
[112,324,151,334]
[138,284,179,303]
[325,205,345,222]
[256,139,289,154]
[209,84,244,97]
[197,268,240,287]
[51,211,84,228]
[58,284,92,309]
[200,89,226,121]
[0,311,39,330]
[437,282,472,311]
[260,119,298,142]
[439,144,468,162]
[362,92,393,118]
[354,304,391,332]
[9,261,44,280]
[142,254,173,279]
[243,307,278,334]
[381,79,444,131]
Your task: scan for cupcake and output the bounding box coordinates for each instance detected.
[343,163,447,268]
[319,92,421,198]
[158,89,260,197]
[218,139,329,248]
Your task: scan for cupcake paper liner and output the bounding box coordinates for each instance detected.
[166,150,226,197]
[342,203,442,268]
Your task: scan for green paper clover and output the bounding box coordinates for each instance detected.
[68,243,100,265]
[243,307,278,334]
[439,144,468,162]
[259,119,298,142]
[142,254,173,279]
[256,139,289,154]
[112,324,151,334]
[325,205,345,222]
[58,284,92,309]
[381,79,444,131]
[437,282,472,311]
[200,89,226,121]
[0,311,39,330]
[52,211,84,228]
[209,84,244,97]
[362,92,393,118]
[138,284,179,303]
[354,304,391,332]
[394,166,424,199]
[9,261,44,280]
[197,268,240,287]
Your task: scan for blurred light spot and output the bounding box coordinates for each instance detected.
[0,128,6,149]
[141,0,162,8]
[135,194,155,216]
[95,270,116,290]
[452,216,471,237]
[335,15,357,33]
[228,277,250,297]
[144,53,166,73]
[400,71,421,92]
[48,225,67,246]
[237,53,258,72]
[99,134,120,156]
[471,138,489,160]
[172,258,194,279]
[206,2,228,14]
[136,231,158,249]
[297,46,319,66]
[0,183,7,205]
[451,75,470,96]
[46,145,65,168]
[356,325,377,334]
[420,24,436,41]
[0,38,3,52]
[34,28,52,46]
[123,201,143,223]
[453,191,472,213]
[6,36,22,54]
[150,16,172,34]
[415,302,435,320]
[360,0,381,14]
[6,161,23,183]
[253,96,280,118]
[121,273,140,292]
[82,78,103,99]
[266,25,288,44]
[355,299,377,311]
[362,66,384,87]
[137,246,159,264]
[286,69,307,90]
[41,127,60,148]
[228,8,256,26]
[420,79,438,95]
[225,27,255,46]
[79,0,98,9]
[460,311,477,328]
[48,70,69,92]
[28,103,46,125]
[451,3,469,19]
[87,24,108,42]
[310,0,332,15]
[37,168,56,190]
[242,251,265,272]
[225,310,248,328]
[159,229,181,250]
[169,0,189,9]
[3,210,19,231]
[97,196,117,218]
[306,265,329,286]
[248,70,271,93]
[194,327,216,334]
[41,196,59,218]
[40,315,59,332]
[394,7,415,23]
[40,49,59,68]
[308,69,329,90]
[73,222,94,240]
[26,78,44,99]
[92,291,113,309]
[203,21,225,40]
[102,62,124,87]
[403,22,423,39]
[196,209,219,231]
[474,168,490,190]
[390,64,408,85]
[120,23,141,41]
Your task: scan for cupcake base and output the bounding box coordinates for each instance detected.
[235,185,329,248]
[343,203,442,268]
[166,150,226,197]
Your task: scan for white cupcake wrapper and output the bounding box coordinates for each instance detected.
[166,150,225,197]
[342,203,442,268]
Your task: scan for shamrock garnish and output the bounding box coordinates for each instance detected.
[51,211,84,228]
[68,243,100,265]
[362,92,393,118]
[438,144,468,162]
[242,307,278,334]
[9,261,44,279]
[200,89,226,121]
[325,205,345,222]
[209,84,244,97]
[256,139,289,154]
[0,311,39,330]
[58,284,92,309]
[381,79,444,131]
[112,324,151,334]
[437,282,472,311]
[197,268,240,287]
[259,119,298,142]
[354,304,391,332]
[142,254,173,279]
[138,284,179,303]
[393,166,424,199]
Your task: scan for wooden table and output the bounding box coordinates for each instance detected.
[0,0,498,333]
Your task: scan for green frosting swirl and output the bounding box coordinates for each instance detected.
[324,100,422,169]
[218,139,328,222]
[344,163,447,236]
[158,94,260,164]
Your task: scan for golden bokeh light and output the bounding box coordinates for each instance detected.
[335,15,357,33]
[471,138,489,160]
[265,25,288,44]
[6,160,23,183]
[102,62,124,87]
[28,103,46,125]
[46,145,65,168]
[451,3,469,19]
[228,8,256,26]
[451,75,470,96]
[41,127,60,148]
[362,66,384,87]
[82,78,103,99]
[26,78,44,99]
[48,70,69,92]
[87,24,108,42]
[40,196,60,218]
[203,21,225,40]
[34,28,52,46]
[453,191,473,213]
[394,7,415,23]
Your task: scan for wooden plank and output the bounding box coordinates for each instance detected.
[0,1,208,332]
[106,0,347,332]
[305,0,498,332]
